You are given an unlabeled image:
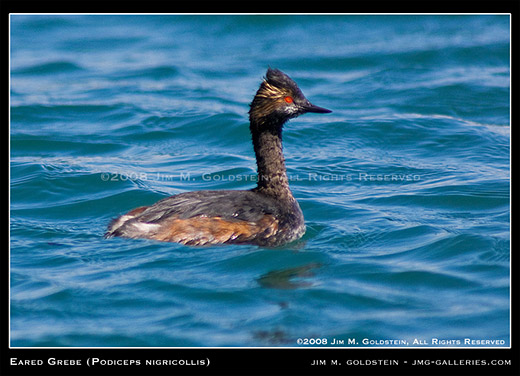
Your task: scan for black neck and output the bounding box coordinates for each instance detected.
[250,119,295,201]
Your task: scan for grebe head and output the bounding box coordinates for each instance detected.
[249,68,331,128]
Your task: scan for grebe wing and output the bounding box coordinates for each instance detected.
[137,190,280,223]
[106,190,282,245]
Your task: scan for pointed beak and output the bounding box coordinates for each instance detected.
[301,101,332,114]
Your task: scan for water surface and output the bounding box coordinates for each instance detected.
[10,15,510,347]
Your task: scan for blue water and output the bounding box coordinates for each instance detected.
[10,15,510,347]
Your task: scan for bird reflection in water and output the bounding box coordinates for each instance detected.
[257,262,322,289]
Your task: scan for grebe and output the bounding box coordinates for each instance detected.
[105,68,331,246]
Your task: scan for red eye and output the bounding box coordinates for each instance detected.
[284,96,293,104]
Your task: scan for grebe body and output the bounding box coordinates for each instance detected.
[105,68,331,246]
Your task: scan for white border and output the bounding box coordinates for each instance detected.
[8,12,513,350]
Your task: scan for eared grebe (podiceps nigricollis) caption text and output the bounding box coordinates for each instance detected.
[105,68,332,246]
